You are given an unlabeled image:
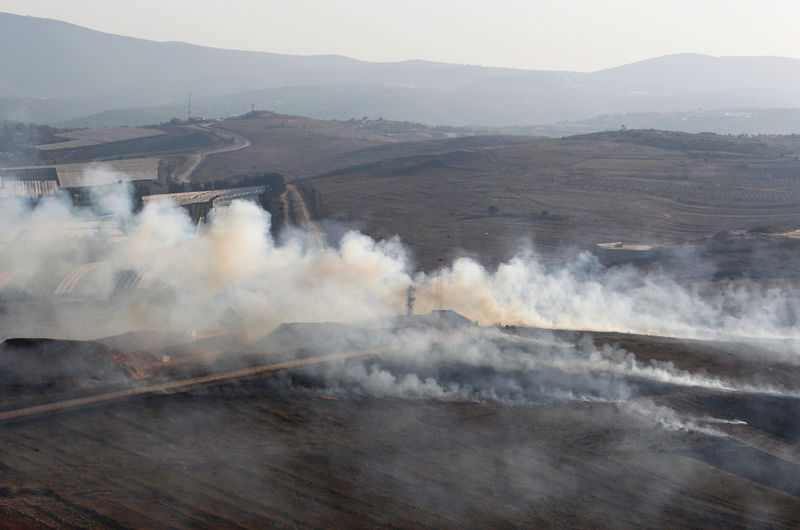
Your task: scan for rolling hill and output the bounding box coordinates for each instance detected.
[304,129,800,268]
[3,12,800,128]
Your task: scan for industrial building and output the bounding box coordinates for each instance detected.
[141,186,266,224]
[0,158,160,201]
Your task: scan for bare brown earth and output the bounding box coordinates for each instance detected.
[303,129,800,268]
[2,393,798,528]
[191,111,528,183]
[5,120,800,527]
[1,329,800,528]
[170,124,251,183]
[29,126,223,166]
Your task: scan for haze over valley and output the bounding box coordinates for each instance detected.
[4,12,800,133]
[2,6,800,528]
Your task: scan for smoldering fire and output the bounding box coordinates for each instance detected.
[0,171,798,416]
[2,174,799,346]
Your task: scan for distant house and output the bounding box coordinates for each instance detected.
[0,158,159,202]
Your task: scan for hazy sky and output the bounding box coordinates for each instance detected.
[2,0,799,71]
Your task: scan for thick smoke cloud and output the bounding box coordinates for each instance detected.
[7,169,800,530]
[430,252,800,341]
[4,169,800,437]
[1,178,410,339]
[299,325,798,410]
[2,169,799,347]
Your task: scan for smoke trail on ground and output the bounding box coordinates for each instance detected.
[621,399,728,436]
[261,322,799,442]
[5,174,800,440]
[293,325,799,408]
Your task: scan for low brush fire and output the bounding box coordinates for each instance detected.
[2,176,800,527]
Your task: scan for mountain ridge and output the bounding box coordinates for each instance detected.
[3,12,800,128]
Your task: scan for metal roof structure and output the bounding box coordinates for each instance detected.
[56,158,160,189]
[0,178,59,199]
[142,186,265,208]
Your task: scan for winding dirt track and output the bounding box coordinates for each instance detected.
[280,183,326,249]
[172,124,251,183]
[0,350,378,423]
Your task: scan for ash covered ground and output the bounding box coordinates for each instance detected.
[2,181,800,527]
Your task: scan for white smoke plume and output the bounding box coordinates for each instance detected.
[0,180,410,339]
[621,399,728,437]
[298,325,800,408]
[2,168,800,349]
[4,170,800,442]
[422,253,800,342]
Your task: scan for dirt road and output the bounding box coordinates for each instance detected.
[0,350,377,423]
[279,183,326,248]
[172,124,251,183]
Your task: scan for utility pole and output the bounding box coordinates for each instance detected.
[406,285,416,316]
[434,258,445,311]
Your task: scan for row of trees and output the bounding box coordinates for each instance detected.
[0,122,63,162]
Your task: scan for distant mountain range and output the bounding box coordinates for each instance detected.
[2,12,800,132]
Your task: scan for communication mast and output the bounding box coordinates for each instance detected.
[406,285,416,316]
[187,94,191,122]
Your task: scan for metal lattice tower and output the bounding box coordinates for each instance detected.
[406,285,416,316]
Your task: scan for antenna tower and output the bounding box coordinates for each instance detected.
[187,94,191,122]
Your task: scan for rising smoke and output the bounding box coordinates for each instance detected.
[1,170,799,420]
[2,172,799,344]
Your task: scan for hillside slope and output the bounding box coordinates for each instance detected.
[305,130,800,267]
[4,13,800,126]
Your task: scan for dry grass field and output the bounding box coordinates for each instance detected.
[4,118,800,528]
[304,130,800,268]
[191,112,524,182]
[34,127,165,151]
[1,328,799,528]
[1,126,224,169]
